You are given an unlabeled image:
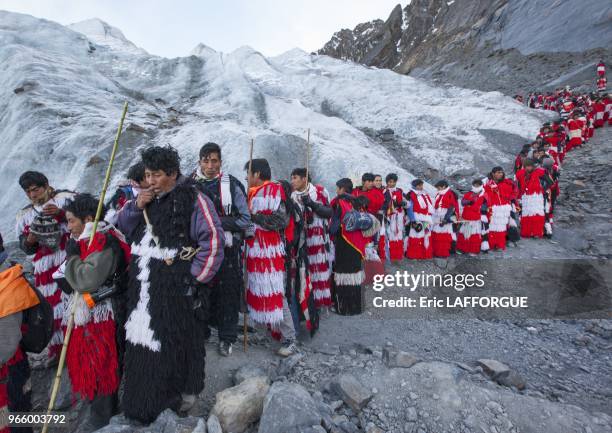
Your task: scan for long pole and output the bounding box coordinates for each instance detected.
[42,101,129,433]
[243,138,254,352]
[305,129,310,183]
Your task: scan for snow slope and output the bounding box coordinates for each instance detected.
[0,11,549,239]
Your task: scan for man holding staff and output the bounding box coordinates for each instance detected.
[117,146,224,423]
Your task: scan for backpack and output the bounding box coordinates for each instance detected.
[0,264,53,354]
[21,284,54,353]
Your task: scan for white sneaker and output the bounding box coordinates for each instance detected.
[277,340,298,357]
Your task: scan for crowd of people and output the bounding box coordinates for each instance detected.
[1,63,610,432]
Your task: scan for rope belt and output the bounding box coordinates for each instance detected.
[143,208,200,265]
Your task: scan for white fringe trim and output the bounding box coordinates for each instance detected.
[313,288,331,300]
[310,270,331,283]
[247,308,283,326]
[125,231,163,352]
[247,241,285,258]
[489,204,512,232]
[521,193,545,217]
[306,235,325,247]
[334,271,365,286]
[247,271,285,297]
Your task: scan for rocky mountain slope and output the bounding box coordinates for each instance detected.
[318,0,612,93]
[0,10,549,239]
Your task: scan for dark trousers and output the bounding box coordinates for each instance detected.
[208,245,242,344]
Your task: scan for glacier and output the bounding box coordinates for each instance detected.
[0,11,551,240]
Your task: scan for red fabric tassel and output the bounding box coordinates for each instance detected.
[520,215,545,238]
[246,291,284,313]
[457,234,481,254]
[378,235,386,261]
[406,237,433,259]
[488,231,506,250]
[388,240,404,261]
[432,233,453,258]
[66,320,119,401]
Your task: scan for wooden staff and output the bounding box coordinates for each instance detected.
[305,128,310,183]
[243,138,254,352]
[42,101,129,433]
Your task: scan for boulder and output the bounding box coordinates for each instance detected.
[211,376,270,433]
[331,374,373,412]
[382,348,421,368]
[258,382,322,433]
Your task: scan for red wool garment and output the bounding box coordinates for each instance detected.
[516,167,547,238]
[484,178,517,251]
[246,181,286,328]
[457,190,487,254]
[431,188,458,258]
[406,190,433,259]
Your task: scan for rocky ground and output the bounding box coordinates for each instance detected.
[23,128,612,433]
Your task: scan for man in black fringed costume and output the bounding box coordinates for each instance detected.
[117,146,224,423]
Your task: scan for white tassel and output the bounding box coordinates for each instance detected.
[334,271,365,286]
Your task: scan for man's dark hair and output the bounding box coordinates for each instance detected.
[411,178,424,188]
[385,173,398,183]
[141,146,181,176]
[199,142,222,161]
[127,162,146,182]
[523,158,535,167]
[64,193,105,221]
[434,180,449,189]
[290,168,312,182]
[491,166,504,174]
[354,195,369,211]
[19,171,48,190]
[336,178,353,194]
[472,178,483,186]
[244,158,271,181]
[374,174,382,180]
[361,173,375,183]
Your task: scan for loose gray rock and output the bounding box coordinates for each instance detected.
[407,407,418,422]
[383,348,421,368]
[233,365,268,385]
[258,382,322,433]
[276,353,305,377]
[477,359,511,379]
[211,376,270,433]
[332,374,373,412]
[206,414,222,433]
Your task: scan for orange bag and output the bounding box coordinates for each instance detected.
[0,264,40,319]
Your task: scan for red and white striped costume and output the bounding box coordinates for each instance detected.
[384,187,406,261]
[457,188,488,254]
[597,62,605,77]
[15,190,74,359]
[593,100,606,128]
[597,77,607,92]
[405,190,433,259]
[484,178,517,250]
[246,181,287,327]
[604,95,612,124]
[567,117,583,151]
[516,167,547,238]
[292,183,333,308]
[431,188,458,258]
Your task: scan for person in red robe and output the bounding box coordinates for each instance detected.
[405,179,433,260]
[484,167,518,251]
[515,159,553,238]
[566,111,583,152]
[592,97,606,128]
[353,173,387,260]
[457,179,489,255]
[431,180,458,258]
[597,61,605,77]
[382,173,407,262]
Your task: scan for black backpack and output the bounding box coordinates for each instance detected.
[21,280,54,354]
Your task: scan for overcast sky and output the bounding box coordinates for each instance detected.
[1,0,404,57]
